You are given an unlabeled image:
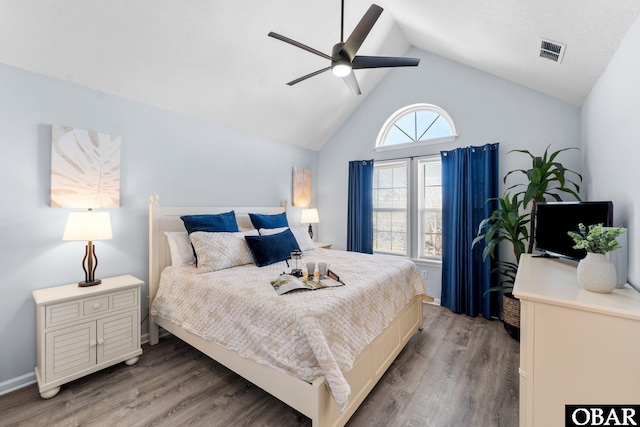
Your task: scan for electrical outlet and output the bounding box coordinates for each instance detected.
[420,269,428,280]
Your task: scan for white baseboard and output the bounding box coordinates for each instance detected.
[0,331,162,397]
[425,298,441,306]
[0,372,37,396]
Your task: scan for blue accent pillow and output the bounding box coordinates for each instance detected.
[245,228,301,267]
[248,212,288,230]
[181,211,239,234]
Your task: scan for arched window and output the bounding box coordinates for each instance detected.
[375,103,457,151]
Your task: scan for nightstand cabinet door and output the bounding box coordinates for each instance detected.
[97,311,138,365]
[45,322,97,383]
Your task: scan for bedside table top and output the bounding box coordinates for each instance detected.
[33,275,144,306]
[314,242,332,249]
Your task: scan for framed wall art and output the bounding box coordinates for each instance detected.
[50,125,121,208]
[292,167,312,207]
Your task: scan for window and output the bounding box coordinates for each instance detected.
[372,103,451,261]
[418,158,443,257]
[375,104,457,151]
[373,160,408,255]
[373,157,442,260]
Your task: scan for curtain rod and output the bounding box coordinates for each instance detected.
[374,154,437,162]
[377,156,414,162]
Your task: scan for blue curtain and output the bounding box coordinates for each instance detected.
[347,160,374,253]
[441,143,500,319]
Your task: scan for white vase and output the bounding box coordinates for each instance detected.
[577,252,617,293]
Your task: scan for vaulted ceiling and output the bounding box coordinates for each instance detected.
[1,1,639,150]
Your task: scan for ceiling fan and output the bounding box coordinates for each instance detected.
[268,1,420,95]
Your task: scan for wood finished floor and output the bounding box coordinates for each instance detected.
[0,305,519,427]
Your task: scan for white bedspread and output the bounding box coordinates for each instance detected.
[151,249,426,412]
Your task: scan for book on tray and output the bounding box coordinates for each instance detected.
[270,271,344,295]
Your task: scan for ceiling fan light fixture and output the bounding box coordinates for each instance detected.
[269,3,418,94]
[331,59,352,77]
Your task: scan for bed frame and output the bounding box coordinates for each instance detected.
[148,195,425,427]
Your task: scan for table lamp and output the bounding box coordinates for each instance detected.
[300,208,319,238]
[63,208,113,287]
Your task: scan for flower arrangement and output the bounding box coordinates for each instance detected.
[567,223,626,254]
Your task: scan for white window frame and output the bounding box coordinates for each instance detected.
[373,156,442,266]
[375,103,458,152]
[372,159,409,257]
[416,157,443,261]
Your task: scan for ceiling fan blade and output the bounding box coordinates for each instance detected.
[287,67,331,86]
[342,71,361,96]
[352,56,421,69]
[340,4,383,60]
[268,32,332,61]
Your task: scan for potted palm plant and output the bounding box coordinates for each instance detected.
[474,145,583,340]
[473,193,529,339]
[504,144,582,253]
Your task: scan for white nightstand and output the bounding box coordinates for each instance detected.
[32,275,143,399]
[314,242,332,249]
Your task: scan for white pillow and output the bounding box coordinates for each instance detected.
[189,229,259,273]
[164,231,195,266]
[259,224,316,251]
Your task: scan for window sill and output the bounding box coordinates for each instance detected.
[412,258,443,268]
[374,135,457,152]
[373,251,442,268]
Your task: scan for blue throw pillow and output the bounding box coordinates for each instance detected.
[181,211,239,234]
[245,228,301,267]
[248,212,288,230]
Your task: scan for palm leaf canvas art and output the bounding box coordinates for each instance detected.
[50,125,121,208]
[292,167,312,207]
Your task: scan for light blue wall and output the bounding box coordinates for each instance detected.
[0,64,317,389]
[581,14,640,287]
[317,47,582,301]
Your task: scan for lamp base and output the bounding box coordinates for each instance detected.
[78,279,102,287]
[79,241,101,287]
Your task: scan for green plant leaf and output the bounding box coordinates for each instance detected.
[507,149,535,159]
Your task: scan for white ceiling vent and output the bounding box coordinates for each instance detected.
[539,38,566,63]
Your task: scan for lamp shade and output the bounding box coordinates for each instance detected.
[300,208,319,224]
[63,211,113,241]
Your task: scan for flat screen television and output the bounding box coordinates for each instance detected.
[534,201,614,260]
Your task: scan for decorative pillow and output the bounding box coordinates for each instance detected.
[181,211,239,234]
[259,224,316,251]
[248,212,288,230]
[164,231,196,266]
[259,227,287,236]
[189,229,259,273]
[289,224,317,251]
[245,228,301,267]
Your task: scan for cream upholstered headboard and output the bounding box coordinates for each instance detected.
[148,195,288,310]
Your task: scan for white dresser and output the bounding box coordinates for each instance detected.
[32,275,143,398]
[513,254,640,427]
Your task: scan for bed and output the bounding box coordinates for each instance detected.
[148,195,427,426]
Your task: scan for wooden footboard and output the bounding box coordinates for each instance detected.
[314,294,423,426]
[150,295,422,427]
